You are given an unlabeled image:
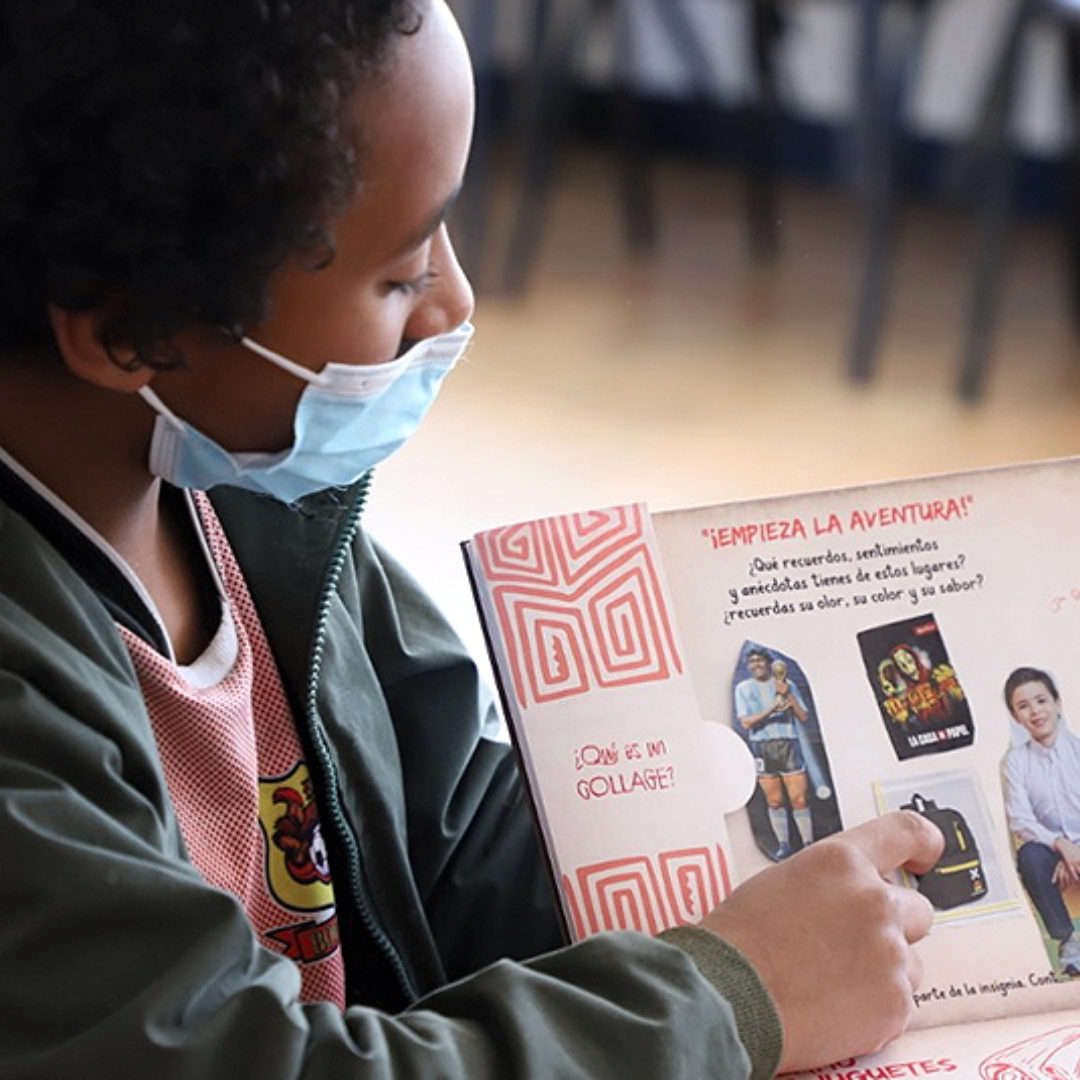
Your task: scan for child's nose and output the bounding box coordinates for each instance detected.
[405,229,474,342]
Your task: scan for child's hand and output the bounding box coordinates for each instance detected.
[698,810,943,1073]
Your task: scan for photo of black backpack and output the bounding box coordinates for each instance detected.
[901,793,988,910]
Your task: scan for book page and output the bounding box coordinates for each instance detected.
[466,504,758,938]
[465,458,1080,1044]
[783,1014,1080,1078]
[651,456,1080,1031]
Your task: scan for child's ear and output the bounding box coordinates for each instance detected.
[46,303,154,392]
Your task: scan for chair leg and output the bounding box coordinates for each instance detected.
[746,0,784,262]
[847,0,888,383]
[957,0,1033,400]
[611,0,658,253]
[612,87,659,253]
[499,0,596,296]
[649,0,783,262]
[848,0,935,383]
[1062,22,1080,332]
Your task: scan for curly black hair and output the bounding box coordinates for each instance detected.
[0,0,419,367]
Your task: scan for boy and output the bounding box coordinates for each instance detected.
[1002,667,1080,976]
[0,1,941,1077]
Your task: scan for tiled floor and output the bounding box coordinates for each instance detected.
[366,148,1080,652]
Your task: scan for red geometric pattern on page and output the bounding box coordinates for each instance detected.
[567,854,667,937]
[474,505,683,708]
[563,847,731,937]
[660,846,733,925]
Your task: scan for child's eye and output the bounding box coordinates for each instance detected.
[388,269,439,296]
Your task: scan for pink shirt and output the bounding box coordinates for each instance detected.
[118,493,347,1008]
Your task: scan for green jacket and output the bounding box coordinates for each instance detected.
[0,476,781,1079]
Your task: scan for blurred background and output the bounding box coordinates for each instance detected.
[367,0,1080,652]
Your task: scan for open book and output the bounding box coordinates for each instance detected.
[462,456,1080,1077]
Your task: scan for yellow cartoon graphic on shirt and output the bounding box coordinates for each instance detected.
[259,763,334,912]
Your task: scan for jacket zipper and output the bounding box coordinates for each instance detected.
[300,473,421,1005]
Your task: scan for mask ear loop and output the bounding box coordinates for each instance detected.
[138,384,186,424]
[240,336,327,386]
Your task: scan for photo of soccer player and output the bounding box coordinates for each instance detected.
[731,641,841,861]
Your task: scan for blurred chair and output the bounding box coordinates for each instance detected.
[847,0,938,387]
[457,0,787,296]
[953,0,1080,398]
[849,0,1080,400]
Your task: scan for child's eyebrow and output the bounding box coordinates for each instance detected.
[392,185,462,258]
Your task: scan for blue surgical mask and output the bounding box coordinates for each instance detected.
[139,321,474,502]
